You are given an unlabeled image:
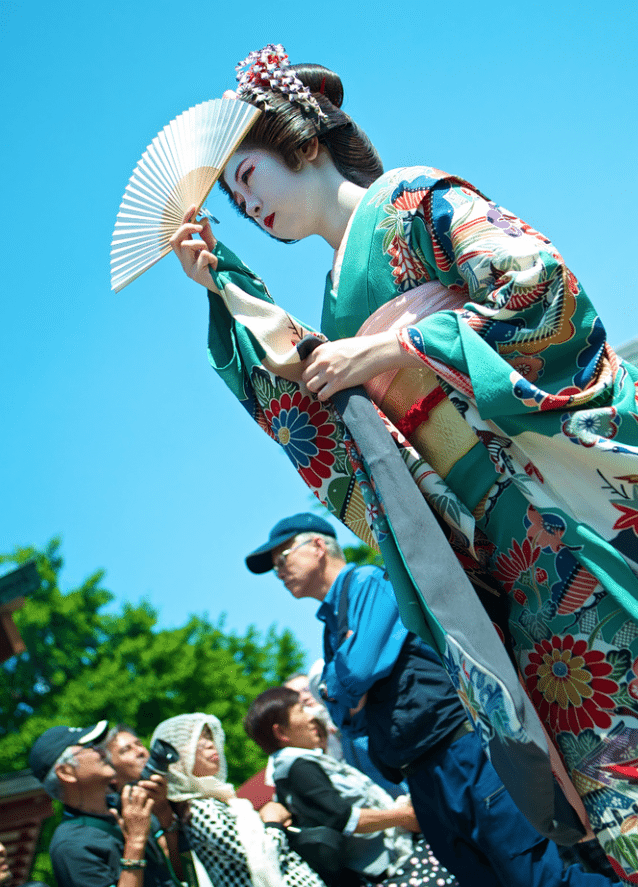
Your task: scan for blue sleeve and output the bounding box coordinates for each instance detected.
[323,568,408,709]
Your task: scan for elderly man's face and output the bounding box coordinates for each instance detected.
[271,536,323,600]
[107,731,149,786]
[0,841,11,885]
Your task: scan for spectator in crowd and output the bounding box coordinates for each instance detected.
[245,686,458,887]
[0,840,47,887]
[284,673,343,761]
[0,842,8,886]
[150,711,327,887]
[104,723,182,863]
[29,721,177,887]
[307,660,409,799]
[245,513,618,887]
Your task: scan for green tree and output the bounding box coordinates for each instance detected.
[1,540,305,780]
[1,539,306,883]
[343,541,384,568]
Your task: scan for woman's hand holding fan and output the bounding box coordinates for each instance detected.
[170,206,221,293]
[110,98,260,292]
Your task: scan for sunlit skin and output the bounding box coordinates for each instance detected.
[273,701,420,834]
[169,141,423,402]
[105,730,176,849]
[51,741,186,885]
[192,728,221,778]
[108,731,149,787]
[272,538,367,717]
[65,744,117,795]
[54,744,148,822]
[273,701,321,749]
[190,725,291,825]
[269,535,329,601]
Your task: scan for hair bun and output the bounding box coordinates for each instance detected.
[290,64,344,109]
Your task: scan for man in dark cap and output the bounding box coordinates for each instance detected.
[29,722,176,887]
[245,513,616,887]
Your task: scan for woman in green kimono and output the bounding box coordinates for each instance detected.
[171,45,638,881]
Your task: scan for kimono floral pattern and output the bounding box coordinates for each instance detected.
[263,388,337,487]
[524,635,618,734]
[324,168,638,879]
[206,172,638,879]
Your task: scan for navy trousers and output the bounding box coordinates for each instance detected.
[407,731,616,887]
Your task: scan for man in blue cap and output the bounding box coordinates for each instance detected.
[245,514,616,887]
[29,722,178,887]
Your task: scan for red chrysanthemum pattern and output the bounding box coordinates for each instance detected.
[507,354,545,383]
[524,635,618,736]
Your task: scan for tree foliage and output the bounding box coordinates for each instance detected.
[0,539,306,786]
[343,541,384,568]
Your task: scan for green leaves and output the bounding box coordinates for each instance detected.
[0,540,305,786]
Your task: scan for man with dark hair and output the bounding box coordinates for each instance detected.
[245,686,428,887]
[245,514,616,887]
[104,725,182,870]
[29,721,178,887]
[105,724,152,790]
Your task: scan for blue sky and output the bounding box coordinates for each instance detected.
[2,1,636,668]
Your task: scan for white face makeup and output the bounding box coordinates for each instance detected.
[223,148,320,241]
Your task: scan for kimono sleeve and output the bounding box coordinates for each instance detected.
[402,181,613,420]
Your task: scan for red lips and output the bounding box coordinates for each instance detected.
[264,213,275,229]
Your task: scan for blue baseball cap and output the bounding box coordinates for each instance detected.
[29,720,109,782]
[245,513,337,574]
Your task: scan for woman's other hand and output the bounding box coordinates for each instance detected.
[170,205,220,294]
[301,331,420,401]
[259,800,292,827]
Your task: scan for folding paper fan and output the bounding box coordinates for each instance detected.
[110,98,261,292]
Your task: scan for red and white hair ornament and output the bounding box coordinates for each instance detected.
[235,43,327,120]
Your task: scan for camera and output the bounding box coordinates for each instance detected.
[107,738,179,812]
[138,738,179,781]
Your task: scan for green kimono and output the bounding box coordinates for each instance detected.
[206,166,638,880]
[323,166,638,881]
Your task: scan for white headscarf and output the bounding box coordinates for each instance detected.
[151,713,282,887]
[151,713,234,803]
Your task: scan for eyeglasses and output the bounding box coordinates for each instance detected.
[273,539,314,574]
[57,744,104,768]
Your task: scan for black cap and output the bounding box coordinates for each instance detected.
[29,720,109,782]
[245,513,337,574]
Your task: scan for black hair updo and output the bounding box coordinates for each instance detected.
[219,62,383,218]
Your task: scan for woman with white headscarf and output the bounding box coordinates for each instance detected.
[151,713,326,887]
